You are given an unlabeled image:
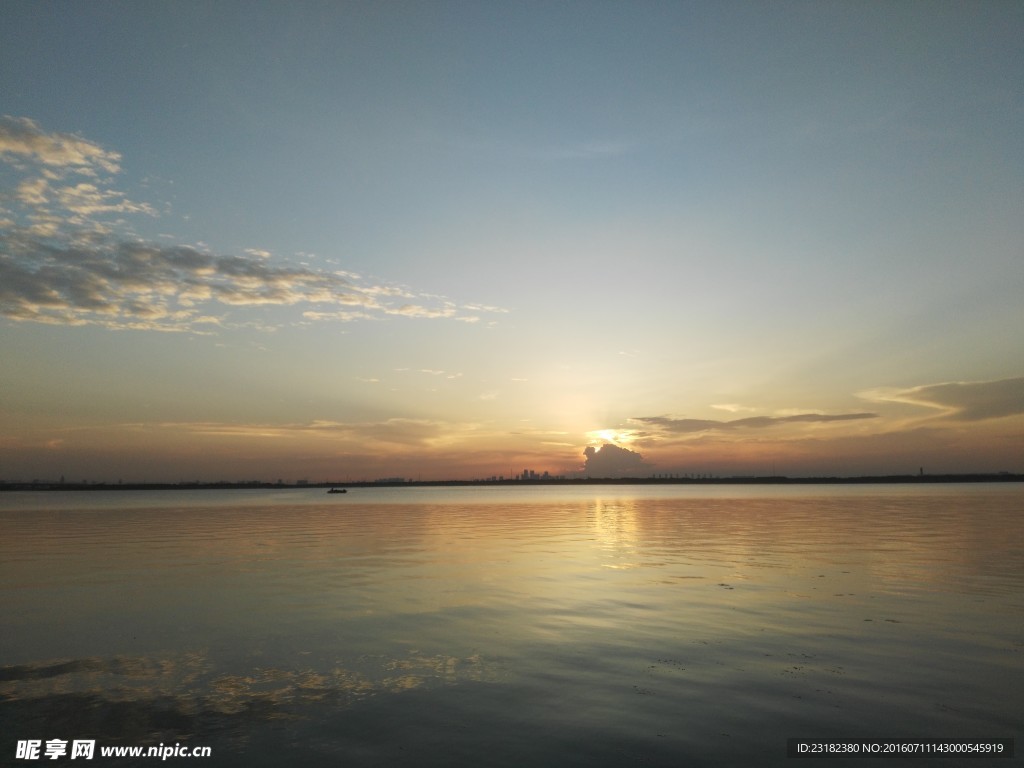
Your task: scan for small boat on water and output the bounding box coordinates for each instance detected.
[327,488,347,494]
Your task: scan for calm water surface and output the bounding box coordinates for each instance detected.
[1,484,1022,766]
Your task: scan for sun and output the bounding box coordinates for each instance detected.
[588,429,636,446]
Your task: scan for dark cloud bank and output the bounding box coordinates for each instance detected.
[582,443,651,478]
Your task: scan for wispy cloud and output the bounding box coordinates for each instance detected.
[125,417,480,449]
[633,412,877,437]
[12,417,493,459]
[0,116,503,332]
[710,403,757,414]
[861,377,1024,421]
[387,303,459,319]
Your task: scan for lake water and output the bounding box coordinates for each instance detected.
[1,484,1021,766]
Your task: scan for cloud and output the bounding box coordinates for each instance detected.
[862,377,1024,421]
[633,412,877,436]
[582,443,652,478]
[0,116,503,332]
[388,303,458,319]
[711,403,756,414]
[55,182,156,218]
[0,116,120,174]
[200,417,484,449]
[0,237,410,330]
[301,310,377,323]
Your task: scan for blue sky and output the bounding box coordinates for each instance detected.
[1,1,1022,481]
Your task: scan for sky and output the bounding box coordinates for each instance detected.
[1,1,1022,482]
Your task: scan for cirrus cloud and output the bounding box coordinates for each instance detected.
[860,377,1024,421]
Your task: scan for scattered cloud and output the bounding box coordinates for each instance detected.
[0,116,120,174]
[301,310,378,323]
[387,303,457,319]
[861,377,1024,421]
[462,303,509,315]
[0,236,433,330]
[0,116,504,332]
[392,368,464,381]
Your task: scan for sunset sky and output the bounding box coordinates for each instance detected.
[1,1,1022,482]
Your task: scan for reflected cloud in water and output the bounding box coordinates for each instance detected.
[1,648,494,747]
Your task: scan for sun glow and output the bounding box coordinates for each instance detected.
[588,429,637,446]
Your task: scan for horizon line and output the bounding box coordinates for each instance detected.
[3,472,1022,491]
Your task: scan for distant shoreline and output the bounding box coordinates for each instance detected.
[1,473,1021,491]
